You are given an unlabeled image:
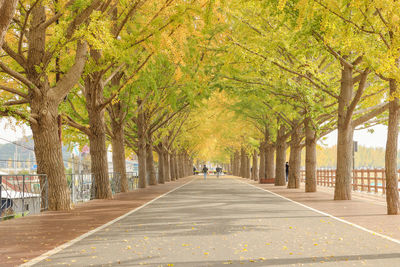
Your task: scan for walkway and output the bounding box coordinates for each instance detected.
[23,177,400,266]
[0,177,193,267]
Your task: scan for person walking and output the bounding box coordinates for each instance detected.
[285,162,289,182]
[216,166,221,178]
[202,165,208,180]
[193,166,197,175]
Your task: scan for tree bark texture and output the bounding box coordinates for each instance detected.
[288,126,302,189]
[146,143,157,185]
[177,153,184,178]
[111,120,128,192]
[385,79,400,214]
[265,144,275,179]
[334,65,354,200]
[157,148,165,184]
[240,148,246,178]
[259,143,266,180]
[87,93,112,199]
[275,126,287,186]
[170,153,176,181]
[252,150,258,181]
[137,103,147,188]
[0,0,18,49]
[173,152,179,179]
[31,103,71,210]
[164,151,171,182]
[305,118,317,193]
[246,155,251,178]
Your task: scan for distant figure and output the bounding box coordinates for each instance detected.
[285,162,289,182]
[216,166,221,178]
[202,165,208,180]
[193,166,197,175]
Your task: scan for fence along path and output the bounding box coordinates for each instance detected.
[300,169,400,194]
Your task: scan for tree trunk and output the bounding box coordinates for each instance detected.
[246,155,251,178]
[305,118,317,193]
[230,155,233,175]
[111,121,128,192]
[137,102,147,188]
[288,126,302,189]
[252,150,258,181]
[164,151,171,182]
[265,144,275,179]
[146,143,157,185]
[275,126,287,186]
[175,153,180,178]
[177,153,183,178]
[385,79,400,214]
[334,64,354,200]
[0,0,18,49]
[259,143,265,180]
[240,148,246,178]
[170,153,176,181]
[157,148,165,184]
[88,104,112,199]
[31,103,71,210]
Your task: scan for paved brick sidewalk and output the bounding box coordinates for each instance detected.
[0,177,194,267]
[240,178,400,242]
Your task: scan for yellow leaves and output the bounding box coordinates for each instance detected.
[278,0,288,10]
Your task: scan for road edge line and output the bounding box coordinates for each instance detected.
[20,178,197,267]
[237,178,400,245]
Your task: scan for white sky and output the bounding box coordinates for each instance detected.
[0,118,392,148]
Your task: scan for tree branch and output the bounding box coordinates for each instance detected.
[345,69,370,126]
[352,102,389,127]
[50,41,88,103]
[0,84,29,99]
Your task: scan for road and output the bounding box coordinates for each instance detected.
[33,177,400,266]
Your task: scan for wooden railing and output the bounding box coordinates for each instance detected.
[300,169,400,194]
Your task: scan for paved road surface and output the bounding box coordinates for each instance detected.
[34,177,400,266]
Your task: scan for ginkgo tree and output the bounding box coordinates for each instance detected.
[279,0,398,213]
[0,0,106,210]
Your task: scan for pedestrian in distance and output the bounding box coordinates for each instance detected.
[193,166,197,175]
[202,165,208,180]
[216,166,221,178]
[285,162,289,182]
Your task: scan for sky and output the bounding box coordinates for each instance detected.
[0,118,392,148]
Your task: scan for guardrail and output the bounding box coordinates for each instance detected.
[0,174,48,220]
[300,169,400,194]
[1,172,140,220]
[68,172,139,203]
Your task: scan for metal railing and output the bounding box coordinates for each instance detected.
[1,171,140,220]
[67,173,92,203]
[127,172,139,191]
[68,172,140,203]
[300,169,400,194]
[0,174,48,220]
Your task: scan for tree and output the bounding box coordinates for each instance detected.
[0,1,104,210]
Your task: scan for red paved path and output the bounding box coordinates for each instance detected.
[0,177,193,266]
